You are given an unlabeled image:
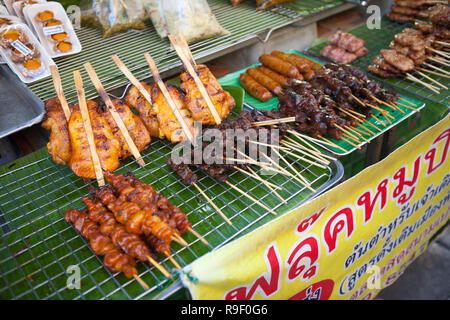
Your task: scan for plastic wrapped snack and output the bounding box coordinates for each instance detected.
[24,1,81,57]
[142,0,166,38]
[0,22,54,83]
[11,0,45,19]
[0,5,9,15]
[161,0,228,44]
[0,14,21,63]
[81,0,146,38]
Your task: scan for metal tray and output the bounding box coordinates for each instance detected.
[0,65,44,139]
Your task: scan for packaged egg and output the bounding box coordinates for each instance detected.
[23,1,81,58]
[0,22,54,83]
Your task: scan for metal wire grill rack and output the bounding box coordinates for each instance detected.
[25,0,345,104]
[307,17,449,107]
[0,122,343,300]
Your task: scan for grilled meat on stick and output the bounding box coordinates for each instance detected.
[429,4,450,27]
[104,171,192,235]
[124,82,161,139]
[380,49,415,72]
[100,99,151,159]
[82,196,159,262]
[394,0,437,8]
[151,84,195,144]
[180,64,235,125]
[41,98,72,166]
[68,100,121,180]
[65,208,138,278]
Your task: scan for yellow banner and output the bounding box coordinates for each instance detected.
[182,114,450,300]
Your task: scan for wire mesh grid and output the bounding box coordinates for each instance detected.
[0,126,342,300]
[25,0,346,105]
[307,17,449,107]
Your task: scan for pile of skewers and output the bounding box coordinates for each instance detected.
[65,171,208,289]
[386,0,446,22]
[369,4,449,94]
[276,63,420,150]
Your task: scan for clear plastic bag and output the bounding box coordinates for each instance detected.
[161,0,228,44]
[142,0,166,38]
[81,0,146,38]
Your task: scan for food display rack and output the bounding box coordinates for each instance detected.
[26,0,352,104]
[307,16,450,108]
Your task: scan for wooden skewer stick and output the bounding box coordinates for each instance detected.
[415,70,448,90]
[342,132,361,144]
[168,34,222,125]
[367,104,393,125]
[225,180,277,215]
[349,93,366,107]
[406,73,440,94]
[372,114,387,127]
[315,134,348,153]
[233,148,291,177]
[341,135,362,150]
[111,54,153,105]
[173,233,189,247]
[428,56,450,67]
[334,123,362,141]
[282,136,330,164]
[344,108,366,118]
[287,130,344,152]
[146,255,172,279]
[144,53,195,145]
[251,117,296,127]
[284,135,336,162]
[50,65,71,121]
[426,47,450,60]
[422,62,450,76]
[345,125,370,143]
[187,227,209,246]
[362,117,384,133]
[397,97,419,108]
[83,62,145,167]
[338,107,364,123]
[356,123,376,136]
[243,166,287,204]
[165,253,182,270]
[366,103,394,119]
[281,147,327,170]
[350,126,372,137]
[176,30,196,67]
[396,101,421,111]
[272,148,316,193]
[416,67,450,79]
[73,70,105,187]
[248,140,289,151]
[133,275,149,290]
[369,94,405,115]
[434,40,450,48]
[193,182,232,225]
[233,166,282,190]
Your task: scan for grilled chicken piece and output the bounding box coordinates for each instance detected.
[180,64,235,125]
[380,49,415,72]
[41,98,72,166]
[100,99,151,159]
[151,84,195,144]
[124,83,162,139]
[69,100,121,179]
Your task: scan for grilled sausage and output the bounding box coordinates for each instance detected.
[247,68,283,96]
[259,54,301,79]
[256,66,290,88]
[271,50,310,73]
[239,73,272,102]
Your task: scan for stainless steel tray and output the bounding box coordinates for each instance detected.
[0,65,44,139]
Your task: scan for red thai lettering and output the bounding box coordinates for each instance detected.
[392,156,421,205]
[424,128,450,176]
[323,206,355,255]
[224,243,282,300]
[356,178,389,224]
[296,206,327,234]
[285,234,320,282]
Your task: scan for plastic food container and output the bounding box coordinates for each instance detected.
[0,14,22,63]
[0,22,54,83]
[12,0,45,20]
[24,1,81,57]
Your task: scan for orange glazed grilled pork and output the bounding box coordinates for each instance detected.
[151,84,195,143]
[41,98,72,165]
[82,196,158,262]
[124,82,162,139]
[100,99,151,159]
[180,64,235,125]
[68,100,121,179]
[65,208,138,278]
